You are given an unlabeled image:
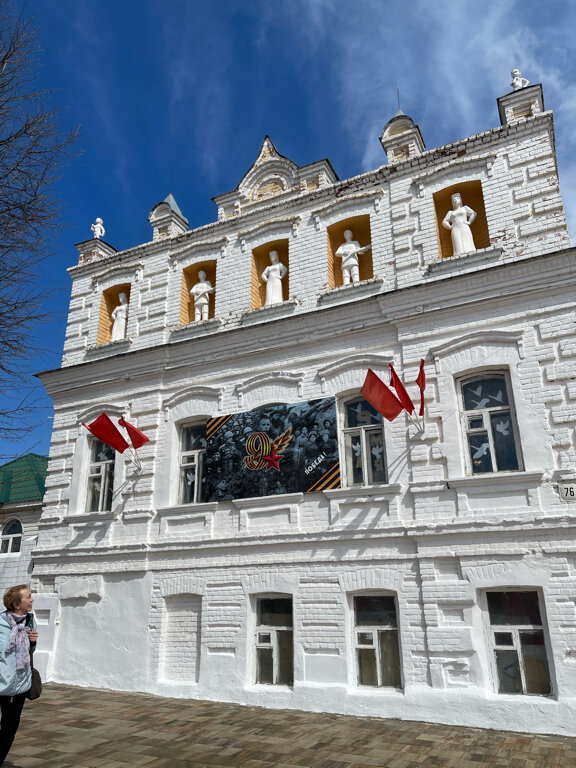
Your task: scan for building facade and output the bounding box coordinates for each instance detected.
[35,79,576,735]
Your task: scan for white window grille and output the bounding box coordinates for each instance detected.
[354,594,401,688]
[487,590,551,696]
[255,596,293,686]
[0,520,22,554]
[86,439,115,512]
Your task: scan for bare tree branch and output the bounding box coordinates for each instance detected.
[0,1,78,445]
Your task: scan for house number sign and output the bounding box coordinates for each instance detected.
[559,483,576,502]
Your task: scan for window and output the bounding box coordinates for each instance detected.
[354,595,401,688]
[487,591,551,696]
[341,396,386,487]
[0,520,22,554]
[86,439,115,512]
[460,374,521,474]
[255,597,293,685]
[179,424,207,504]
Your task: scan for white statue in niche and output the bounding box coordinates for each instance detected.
[511,68,529,91]
[261,250,287,306]
[335,229,371,285]
[110,292,128,342]
[442,193,477,256]
[91,217,105,239]
[190,270,214,322]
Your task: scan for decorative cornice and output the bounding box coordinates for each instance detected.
[162,385,223,412]
[311,189,384,225]
[429,329,525,365]
[90,261,144,287]
[237,215,302,244]
[168,236,230,263]
[412,152,497,189]
[234,371,304,406]
[77,402,126,422]
[317,352,393,394]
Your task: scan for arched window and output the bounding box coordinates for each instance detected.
[1,519,22,554]
[459,372,522,474]
[340,395,387,487]
[254,594,293,686]
[178,422,207,504]
[353,593,402,688]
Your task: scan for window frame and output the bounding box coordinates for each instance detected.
[458,370,523,476]
[338,393,387,489]
[85,438,116,513]
[0,519,23,554]
[352,592,402,689]
[177,422,207,505]
[253,594,294,687]
[483,589,553,697]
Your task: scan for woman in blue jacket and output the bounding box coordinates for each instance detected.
[0,585,38,766]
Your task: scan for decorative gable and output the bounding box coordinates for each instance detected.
[213,136,338,219]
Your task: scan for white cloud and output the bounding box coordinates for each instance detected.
[294,0,576,237]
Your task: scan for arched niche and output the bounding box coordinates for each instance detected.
[327,215,373,289]
[97,283,131,345]
[433,180,490,259]
[181,260,217,324]
[251,239,289,309]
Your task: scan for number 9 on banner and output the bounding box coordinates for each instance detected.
[243,432,272,470]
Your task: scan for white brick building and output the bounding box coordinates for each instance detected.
[35,79,576,735]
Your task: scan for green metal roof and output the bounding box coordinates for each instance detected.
[0,454,48,504]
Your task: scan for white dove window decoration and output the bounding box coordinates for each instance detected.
[461,375,521,474]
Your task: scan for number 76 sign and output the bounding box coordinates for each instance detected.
[559,483,576,502]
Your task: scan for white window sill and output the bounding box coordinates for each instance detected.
[324,484,402,500]
[66,510,115,524]
[447,471,543,491]
[0,552,21,558]
[157,502,218,516]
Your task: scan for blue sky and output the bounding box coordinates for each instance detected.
[1,0,575,461]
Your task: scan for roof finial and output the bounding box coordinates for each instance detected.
[396,81,400,112]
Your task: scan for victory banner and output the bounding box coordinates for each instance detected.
[204,397,341,501]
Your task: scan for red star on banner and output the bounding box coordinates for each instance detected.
[262,449,283,471]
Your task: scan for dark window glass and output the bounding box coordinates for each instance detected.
[495,649,522,694]
[354,595,397,627]
[468,432,493,473]
[462,378,509,411]
[257,598,293,627]
[345,399,382,429]
[520,630,551,695]
[487,592,542,626]
[490,412,519,471]
[2,521,22,536]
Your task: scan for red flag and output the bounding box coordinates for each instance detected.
[361,369,403,422]
[389,364,415,414]
[416,359,426,416]
[82,413,129,453]
[118,417,150,449]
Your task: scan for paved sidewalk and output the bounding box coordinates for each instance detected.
[7,684,575,768]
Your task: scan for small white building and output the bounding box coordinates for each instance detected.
[35,78,576,736]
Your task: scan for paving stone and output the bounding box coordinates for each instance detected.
[4,684,575,768]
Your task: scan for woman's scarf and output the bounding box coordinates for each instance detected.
[5,613,30,669]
